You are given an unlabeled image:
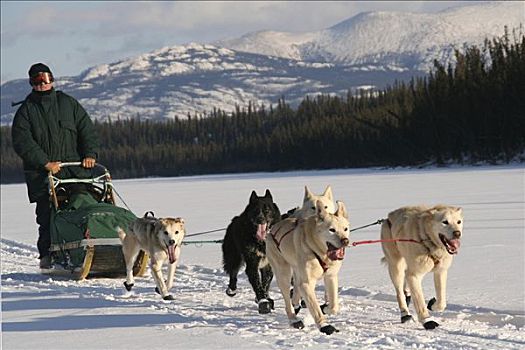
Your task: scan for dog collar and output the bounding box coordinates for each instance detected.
[313,251,329,273]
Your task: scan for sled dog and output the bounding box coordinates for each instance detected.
[118,213,186,300]
[222,190,282,314]
[381,205,463,329]
[266,200,350,335]
[284,185,336,219]
[283,185,338,308]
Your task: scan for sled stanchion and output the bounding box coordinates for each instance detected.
[48,172,59,209]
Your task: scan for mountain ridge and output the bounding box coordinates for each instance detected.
[217,1,524,70]
[1,1,522,123]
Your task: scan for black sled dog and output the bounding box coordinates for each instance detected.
[222,189,281,314]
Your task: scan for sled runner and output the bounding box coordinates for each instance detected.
[44,162,148,280]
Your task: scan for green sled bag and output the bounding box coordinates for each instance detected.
[49,191,137,278]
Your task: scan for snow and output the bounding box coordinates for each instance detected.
[2,165,524,349]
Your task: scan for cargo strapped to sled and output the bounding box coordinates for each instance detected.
[45,162,148,280]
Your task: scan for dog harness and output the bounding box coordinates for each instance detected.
[386,218,441,266]
[271,219,330,273]
[270,219,299,252]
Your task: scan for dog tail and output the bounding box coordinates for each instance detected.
[116,226,126,242]
[379,218,392,265]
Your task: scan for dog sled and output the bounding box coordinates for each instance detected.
[44,162,148,280]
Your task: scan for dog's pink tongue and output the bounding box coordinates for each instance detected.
[328,246,345,260]
[167,244,176,264]
[256,223,268,241]
[449,238,461,253]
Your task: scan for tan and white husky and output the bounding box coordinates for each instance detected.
[381,205,463,329]
[266,200,350,335]
[118,213,186,300]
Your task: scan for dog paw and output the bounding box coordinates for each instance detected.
[291,320,304,329]
[293,304,302,315]
[258,299,272,314]
[319,324,339,335]
[123,281,134,292]
[267,297,275,310]
[163,295,175,301]
[423,320,440,330]
[427,297,437,310]
[226,287,237,297]
[401,314,414,323]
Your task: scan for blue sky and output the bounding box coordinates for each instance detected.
[1,1,487,83]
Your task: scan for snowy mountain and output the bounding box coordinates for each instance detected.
[0,44,417,123]
[1,2,523,123]
[217,2,524,71]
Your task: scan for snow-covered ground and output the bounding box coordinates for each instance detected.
[2,165,524,349]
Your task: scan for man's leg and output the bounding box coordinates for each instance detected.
[35,198,51,260]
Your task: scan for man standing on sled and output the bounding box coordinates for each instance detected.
[11,63,99,269]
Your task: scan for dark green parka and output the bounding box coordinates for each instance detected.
[12,89,99,203]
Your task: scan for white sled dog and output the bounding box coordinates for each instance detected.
[266,200,350,335]
[118,213,186,300]
[284,185,338,307]
[381,205,463,329]
[284,185,336,219]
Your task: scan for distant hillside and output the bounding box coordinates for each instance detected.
[1,45,419,123]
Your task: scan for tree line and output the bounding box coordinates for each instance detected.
[1,29,523,183]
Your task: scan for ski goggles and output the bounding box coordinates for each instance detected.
[30,72,54,86]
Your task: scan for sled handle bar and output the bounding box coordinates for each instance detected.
[58,161,109,173]
[47,162,114,209]
[48,162,111,184]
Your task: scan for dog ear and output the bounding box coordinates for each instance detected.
[264,189,273,200]
[249,190,258,203]
[335,200,348,219]
[176,217,185,225]
[323,185,333,201]
[304,186,313,202]
[455,207,463,215]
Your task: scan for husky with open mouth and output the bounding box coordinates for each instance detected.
[380,205,463,330]
[118,213,185,300]
[266,200,350,335]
